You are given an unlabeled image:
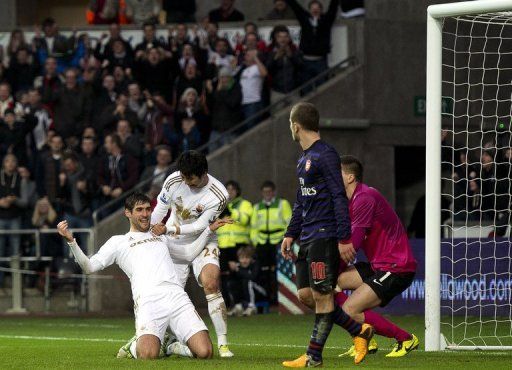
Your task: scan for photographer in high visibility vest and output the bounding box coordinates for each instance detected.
[250,180,292,303]
[218,180,253,306]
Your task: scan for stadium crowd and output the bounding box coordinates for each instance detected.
[0,0,364,310]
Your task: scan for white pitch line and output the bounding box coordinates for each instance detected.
[5,322,122,329]
[0,335,511,356]
[0,335,125,343]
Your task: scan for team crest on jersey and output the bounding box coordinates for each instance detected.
[305,159,312,171]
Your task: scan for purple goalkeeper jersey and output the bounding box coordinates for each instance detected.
[350,183,417,273]
[285,140,351,243]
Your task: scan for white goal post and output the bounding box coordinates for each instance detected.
[426,0,512,351]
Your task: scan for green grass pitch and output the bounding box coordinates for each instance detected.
[0,314,511,369]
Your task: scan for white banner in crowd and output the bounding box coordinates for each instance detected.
[0,24,348,67]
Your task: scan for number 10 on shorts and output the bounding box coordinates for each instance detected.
[310,262,326,280]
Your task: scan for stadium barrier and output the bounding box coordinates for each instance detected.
[0,228,96,313]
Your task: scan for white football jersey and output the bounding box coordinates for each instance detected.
[152,171,228,248]
[90,231,180,299]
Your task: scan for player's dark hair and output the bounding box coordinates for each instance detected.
[340,155,363,182]
[177,150,208,177]
[290,102,320,132]
[125,192,151,211]
[225,180,241,196]
[261,180,276,191]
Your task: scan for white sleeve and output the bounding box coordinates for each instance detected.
[67,237,118,274]
[151,172,180,224]
[166,208,217,236]
[167,227,213,261]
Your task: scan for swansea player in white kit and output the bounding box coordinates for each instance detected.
[150,150,233,358]
[57,193,227,360]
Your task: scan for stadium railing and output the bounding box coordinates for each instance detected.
[92,55,358,224]
[0,228,95,314]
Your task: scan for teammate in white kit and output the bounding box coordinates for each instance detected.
[57,193,228,360]
[150,150,234,358]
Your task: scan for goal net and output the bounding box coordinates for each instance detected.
[426,1,512,351]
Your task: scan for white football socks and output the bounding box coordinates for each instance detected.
[206,292,228,347]
[129,340,138,359]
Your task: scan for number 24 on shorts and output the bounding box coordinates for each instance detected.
[203,246,219,259]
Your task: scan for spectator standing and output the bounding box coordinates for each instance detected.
[166,116,201,156]
[227,246,267,317]
[264,0,295,20]
[174,87,210,143]
[134,22,166,53]
[6,29,30,61]
[0,82,22,119]
[6,47,39,94]
[78,136,101,209]
[266,25,302,102]
[286,0,339,86]
[208,0,245,23]
[250,180,292,303]
[125,0,161,25]
[0,108,37,167]
[33,57,63,94]
[94,23,134,67]
[174,62,205,107]
[133,46,179,101]
[87,0,120,24]
[139,145,173,190]
[142,92,173,157]
[0,154,24,285]
[33,18,74,71]
[206,67,242,151]
[27,88,52,156]
[97,134,140,201]
[57,152,94,253]
[36,134,65,206]
[31,198,60,258]
[116,119,143,160]
[238,48,268,128]
[42,68,91,148]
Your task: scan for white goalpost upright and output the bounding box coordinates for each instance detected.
[426,0,512,351]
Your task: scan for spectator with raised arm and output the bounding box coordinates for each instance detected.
[206,67,242,151]
[238,48,268,128]
[266,25,302,102]
[286,0,339,86]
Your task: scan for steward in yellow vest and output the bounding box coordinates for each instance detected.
[218,180,253,277]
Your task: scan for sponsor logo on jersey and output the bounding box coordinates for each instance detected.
[129,236,162,248]
[159,193,169,205]
[299,177,317,196]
